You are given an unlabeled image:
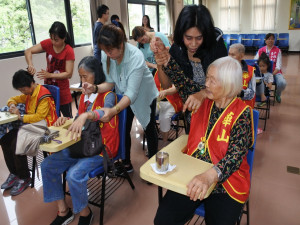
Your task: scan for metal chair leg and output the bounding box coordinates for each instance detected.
[100,173,106,225]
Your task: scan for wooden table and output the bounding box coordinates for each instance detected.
[40,119,80,153]
[0,112,18,125]
[140,135,216,200]
[70,83,82,109]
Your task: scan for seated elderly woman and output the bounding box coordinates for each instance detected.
[154,56,254,225]
[41,56,119,225]
[0,70,57,196]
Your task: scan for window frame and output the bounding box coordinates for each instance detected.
[0,0,92,60]
[127,0,166,37]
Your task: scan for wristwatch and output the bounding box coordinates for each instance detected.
[20,114,24,122]
[213,165,223,181]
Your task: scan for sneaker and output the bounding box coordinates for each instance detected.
[10,178,31,196]
[275,94,281,103]
[124,163,134,173]
[78,208,93,225]
[1,174,18,190]
[50,209,74,225]
[257,101,267,107]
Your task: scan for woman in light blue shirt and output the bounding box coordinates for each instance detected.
[132,26,170,74]
[82,23,158,172]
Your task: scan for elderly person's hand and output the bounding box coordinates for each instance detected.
[183,90,206,113]
[37,69,51,79]
[9,104,20,116]
[66,113,89,141]
[82,82,96,95]
[187,168,218,201]
[150,37,170,67]
[53,117,69,127]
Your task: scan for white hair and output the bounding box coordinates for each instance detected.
[208,56,243,98]
[229,43,245,54]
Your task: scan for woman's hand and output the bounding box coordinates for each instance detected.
[53,117,69,127]
[37,69,51,79]
[187,168,218,201]
[150,37,170,67]
[27,65,36,75]
[99,107,115,123]
[159,90,167,99]
[66,113,88,141]
[82,82,95,95]
[183,91,206,113]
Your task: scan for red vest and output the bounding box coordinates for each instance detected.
[242,65,255,109]
[78,92,119,158]
[25,85,58,126]
[154,71,183,113]
[187,98,254,203]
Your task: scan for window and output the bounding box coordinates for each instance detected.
[184,0,195,5]
[0,0,92,59]
[30,0,67,44]
[70,0,92,45]
[0,0,32,54]
[219,0,240,32]
[253,0,276,31]
[128,0,168,35]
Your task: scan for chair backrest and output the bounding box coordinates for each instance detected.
[115,94,127,161]
[230,34,241,45]
[43,84,60,117]
[253,34,266,48]
[278,33,289,47]
[248,109,259,179]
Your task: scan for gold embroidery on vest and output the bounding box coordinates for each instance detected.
[217,129,229,143]
[222,112,234,127]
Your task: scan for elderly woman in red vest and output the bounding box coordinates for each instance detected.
[41,56,119,225]
[154,56,254,225]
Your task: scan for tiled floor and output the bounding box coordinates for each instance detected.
[0,53,300,225]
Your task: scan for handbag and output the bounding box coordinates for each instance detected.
[16,120,59,156]
[69,119,103,158]
[69,119,116,177]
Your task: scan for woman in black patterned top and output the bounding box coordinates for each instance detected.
[151,5,227,132]
[154,57,254,225]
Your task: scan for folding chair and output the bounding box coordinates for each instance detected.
[278,33,289,54]
[253,34,266,52]
[29,84,60,188]
[230,34,241,45]
[193,110,259,225]
[73,94,135,225]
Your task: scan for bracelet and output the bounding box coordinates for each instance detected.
[114,105,121,114]
[93,85,98,94]
[90,111,96,121]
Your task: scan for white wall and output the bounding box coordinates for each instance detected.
[0,46,92,106]
[208,0,300,51]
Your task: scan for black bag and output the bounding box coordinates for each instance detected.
[69,119,116,177]
[69,120,103,158]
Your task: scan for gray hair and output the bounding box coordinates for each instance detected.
[208,56,243,98]
[229,43,245,54]
[78,56,105,85]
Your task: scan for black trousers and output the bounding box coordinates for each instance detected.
[60,102,73,118]
[154,190,243,225]
[124,99,158,164]
[0,129,30,179]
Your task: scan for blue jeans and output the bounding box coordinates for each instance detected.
[274,73,286,96]
[41,148,103,213]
